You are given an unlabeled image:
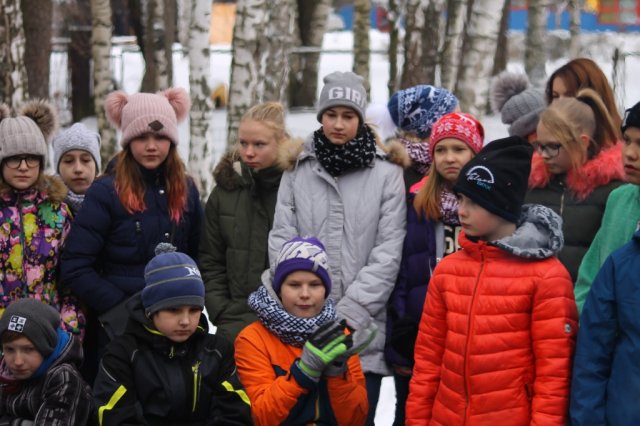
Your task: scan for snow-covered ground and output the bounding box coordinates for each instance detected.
[55,28,640,425]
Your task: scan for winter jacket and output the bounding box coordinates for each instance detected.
[61,166,203,314]
[0,333,95,425]
[570,229,640,425]
[0,176,84,336]
[200,143,293,341]
[406,204,578,426]
[574,183,640,313]
[235,320,367,426]
[269,132,406,375]
[93,295,252,426]
[526,144,624,281]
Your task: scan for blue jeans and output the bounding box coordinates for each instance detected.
[365,373,384,425]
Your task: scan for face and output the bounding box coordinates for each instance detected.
[2,336,44,380]
[551,76,569,102]
[623,127,640,184]
[279,270,326,318]
[534,122,573,175]
[238,119,279,171]
[129,134,171,170]
[58,150,97,194]
[321,107,359,145]
[458,193,515,241]
[433,138,475,184]
[2,155,41,190]
[152,306,202,343]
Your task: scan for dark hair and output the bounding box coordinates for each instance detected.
[1,331,27,345]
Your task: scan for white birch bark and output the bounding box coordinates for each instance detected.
[353,0,371,94]
[0,0,27,109]
[152,0,169,89]
[176,0,191,47]
[440,0,468,91]
[186,0,216,197]
[525,0,548,89]
[91,0,116,170]
[455,0,506,116]
[400,0,428,88]
[568,0,581,58]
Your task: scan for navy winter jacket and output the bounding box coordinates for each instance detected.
[61,167,203,313]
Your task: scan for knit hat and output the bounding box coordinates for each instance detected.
[0,100,57,165]
[52,123,102,173]
[622,101,640,134]
[429,112,485,159]
[453,136,534,224]
[105,87,190,148]
[491,72,545,138]
[0,299,61,357]
[387,85,459,138]
[272,237,332,295]
[142,243,205,317]
[317,71,367,124]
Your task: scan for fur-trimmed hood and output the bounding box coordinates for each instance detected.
[528,143,624,200]
[213,136,303,191]
[0,174,68,203]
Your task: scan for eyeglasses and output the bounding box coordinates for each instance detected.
[622,107,640,131]
[3,155,41,169]
[531,141,563,158]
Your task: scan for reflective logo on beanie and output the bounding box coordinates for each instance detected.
[185,266,201,278]
[328,87,366,107]
[466,166,495,190]
[148,120,164,131]
[8,316,26,333]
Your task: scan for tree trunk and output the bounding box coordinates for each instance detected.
[21,0,52,99]
[440,0,468,91]
[289,0,330,108]
[163,0,176,87]
[400,0,428,88]
[185,0,216,198]
[353,0,370,95]
[69,26,94,122]
[0,0,28,108]
[568,0,581,58]
[525,0,547,88]
[492,0,510,77]
[387,0,400,95]
[176,0,191,47]
[261,0,295,102]
[455,0,506,117]
[91,0,116,170]
[422,0,445,85]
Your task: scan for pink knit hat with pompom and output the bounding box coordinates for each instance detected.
[104,87,190,148]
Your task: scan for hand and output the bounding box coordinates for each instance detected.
[298,320,351,380]
[325,322,378,376]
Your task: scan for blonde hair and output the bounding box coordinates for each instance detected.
[538,88,618,172]
[240,102,290,145]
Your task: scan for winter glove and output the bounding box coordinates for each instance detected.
[325,321,378,376]
[298,320,352,380]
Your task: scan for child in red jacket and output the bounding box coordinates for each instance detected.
[406,136,578,426]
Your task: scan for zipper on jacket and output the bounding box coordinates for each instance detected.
[191,361,201,412]
[463,250,485,425]
[559,191,565,217]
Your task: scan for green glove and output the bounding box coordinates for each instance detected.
[298,320,351,380]
[325,321,378,376]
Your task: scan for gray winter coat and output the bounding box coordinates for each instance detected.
[269,134,407,375]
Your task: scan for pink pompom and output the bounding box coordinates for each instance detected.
[162,87,190,123]
[105,91,129,128]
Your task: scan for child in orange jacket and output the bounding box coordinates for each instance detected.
[406,136,578,425]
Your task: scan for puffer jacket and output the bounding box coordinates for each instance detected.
[200,140,298,341]
[526,144,624,281]
[406,204,578,426]
[93,295,252,426]
[0,176,84,336]
[571,229,640,425]
[0,332,95,425]
[269,131,406,375]
[61,165,203,314]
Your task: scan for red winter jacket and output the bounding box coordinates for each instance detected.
[406,206,578,426]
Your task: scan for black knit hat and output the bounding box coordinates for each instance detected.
[0,299,61,356]
[622,101,640,134]
[453,136,533,224]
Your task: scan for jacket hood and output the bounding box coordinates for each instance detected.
[528,143,624,200]
[0,174,68,203]
[492,203,564,259]
[213,137,303,191]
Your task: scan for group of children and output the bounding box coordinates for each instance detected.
[0,55,638,426]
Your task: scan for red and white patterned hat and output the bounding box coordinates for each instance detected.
[429,112,485,159]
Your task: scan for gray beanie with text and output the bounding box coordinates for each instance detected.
[316,71,367,124]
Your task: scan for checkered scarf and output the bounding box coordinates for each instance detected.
[248,285,337,347]
[397,136,431,175]
[440,188,460,225]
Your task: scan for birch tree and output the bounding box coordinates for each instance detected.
[400,0,428,88]
[184,0,216,197]
[0,0,28,108]
[353,0,370,95]
[21,0,52,99]
[387,0,400,95]
[440,0,468,91]
[289,0,330,107]
[139,0,174,91]
[91,0,116,169]
[568,0,581,58]
[525,0,548,88]
[455,0,506,116]
[227,0,295,146]
[422,0,446,85]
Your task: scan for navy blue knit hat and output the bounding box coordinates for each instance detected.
[387,85,458,138]
[142,243,205,316]
[272,237,332,295]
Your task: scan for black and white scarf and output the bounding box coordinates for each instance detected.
[313,125,377,177]
[248,285,336,347]
[439,188,460,225]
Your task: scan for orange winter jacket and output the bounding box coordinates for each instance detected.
[406,223,578,426]
[235,321,368,426]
